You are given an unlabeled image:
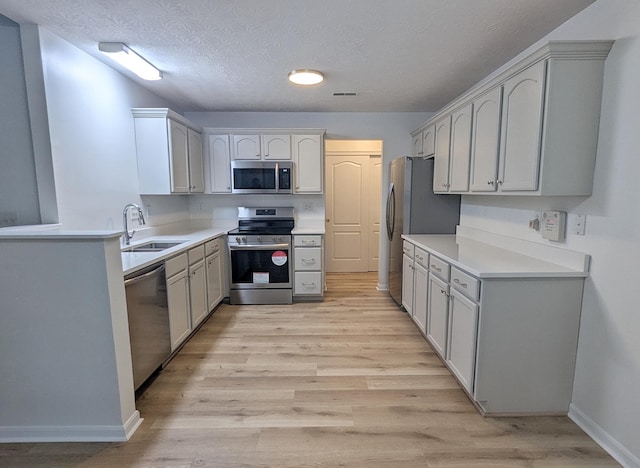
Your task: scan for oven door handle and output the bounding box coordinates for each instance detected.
[229,243,291,250]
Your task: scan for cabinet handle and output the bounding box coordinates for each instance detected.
[301,258,316,263]
[453,278,468,288]
[302,282,316,288]
[487,180,495,185]
[302,240,317,246]
[431,265,442,272]
[497,180,503,185]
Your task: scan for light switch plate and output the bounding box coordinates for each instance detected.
[574,213,586,235]
[541,211,566,242]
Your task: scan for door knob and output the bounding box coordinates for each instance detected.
[326,219,330,222]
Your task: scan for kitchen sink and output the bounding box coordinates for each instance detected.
[122,241,185,253]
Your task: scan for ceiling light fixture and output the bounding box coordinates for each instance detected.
[98,42,162,81]
[288,69,324,86]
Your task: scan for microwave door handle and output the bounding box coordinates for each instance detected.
[275,162,280,193]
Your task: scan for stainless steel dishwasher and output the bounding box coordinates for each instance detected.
[124,262,171,391]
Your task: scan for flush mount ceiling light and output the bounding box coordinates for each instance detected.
[288,69,324,86]
[98,42,162,81]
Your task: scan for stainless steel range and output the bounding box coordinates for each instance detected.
[228,207,294,305]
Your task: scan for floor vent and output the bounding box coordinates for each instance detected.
[333,92,357,96]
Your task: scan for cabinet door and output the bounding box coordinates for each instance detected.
[187,128,204,193]
[293,134,323,193]
[401,253,414,315]
[189,259,208,328]
[262,134,291,160]
[412,133,423,157]
[206,251,223,311]
[427,273,449,358]
[413,262,429,333]
[433,116,452,193]
[168,119,190,193]
[469,87,502,192]
[207,134,232,193]
[422,125,436,158]
[447,289,478,393]
[232,135,261,159]
[167,270,191,351]
[498,61,546,191]
[449,103,473,192]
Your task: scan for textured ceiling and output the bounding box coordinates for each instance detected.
[0,0,596,112]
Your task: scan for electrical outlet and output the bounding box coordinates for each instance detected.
[303,202,314,211]
[574,213,586,235]
[130,208,138,220]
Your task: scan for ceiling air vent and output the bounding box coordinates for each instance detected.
[333,92,357,96]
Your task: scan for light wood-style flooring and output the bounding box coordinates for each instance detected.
[1,273,618,467]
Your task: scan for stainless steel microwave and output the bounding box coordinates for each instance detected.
[230,161,293,194]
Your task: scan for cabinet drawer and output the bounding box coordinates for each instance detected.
[205,238,223,256]
[414,247,429,268]
[188,244,205,264]
[429,255,450,281]
[295,247,322,270]
[294,272,323,295]
[165,253,188,278]
[294,235,322,247]
[450,267,480,301]
[402,241,415,258]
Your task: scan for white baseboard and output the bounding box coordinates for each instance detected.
[569,403,639,468]
[0,411,142,443]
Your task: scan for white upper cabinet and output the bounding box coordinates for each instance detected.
[449,103,473,192]
[411,124,435,158]
[498,61,546,192]
[469,87,502,192]
[206,134,232,193]
[187,128,205,193]
[232,134,261,160]
[433,116,452,193]
[415,41,612,197]
[293,134,323,193]
[261,134,291,160]
[132,108,205,195]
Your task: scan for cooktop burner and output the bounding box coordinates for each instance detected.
[228,206,295,236]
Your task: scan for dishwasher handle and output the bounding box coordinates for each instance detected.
[124,264,166,287]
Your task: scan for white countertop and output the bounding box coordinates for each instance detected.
[0,224,122,240]
[403,230,589,279]
[121,227,229,276]
[291,226,325,235]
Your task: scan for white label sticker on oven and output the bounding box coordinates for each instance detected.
[253,272,269,283]
[272,250,288,266]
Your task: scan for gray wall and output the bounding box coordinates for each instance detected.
[0,15,40,227]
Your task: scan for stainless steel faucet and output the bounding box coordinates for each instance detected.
[123,203,146,245]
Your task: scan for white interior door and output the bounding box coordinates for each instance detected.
[325,154,370,272]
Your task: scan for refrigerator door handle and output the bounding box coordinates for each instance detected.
[386,182,395,241]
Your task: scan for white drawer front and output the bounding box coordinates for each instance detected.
[294,235,323,247]
[450,267,480,301]
[295,247,322,270]
[402,241,415,258]
[205,238,222,256]
[295,271,323,295]
[414,247,429,269]
[165,253,188,278]
[188,244,205,264]
[429,255,450,281]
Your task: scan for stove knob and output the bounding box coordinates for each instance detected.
[257,236,262,242]
[235,236,241,244]
[272,236,277,242]
[241,236,247,243]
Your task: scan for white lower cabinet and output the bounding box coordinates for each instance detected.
[426,274,449,358]
[165,253,191,351]
[402,236,585,415]
[412,262,428,333]
[401,253,414,315]
[446,288,478,393]
[205,239,224,311]
[188,245,208,329]
[293,235,324,299]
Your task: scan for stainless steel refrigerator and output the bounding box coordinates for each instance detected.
[386,156,460,306]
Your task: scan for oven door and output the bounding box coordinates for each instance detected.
[229,243,292,289]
